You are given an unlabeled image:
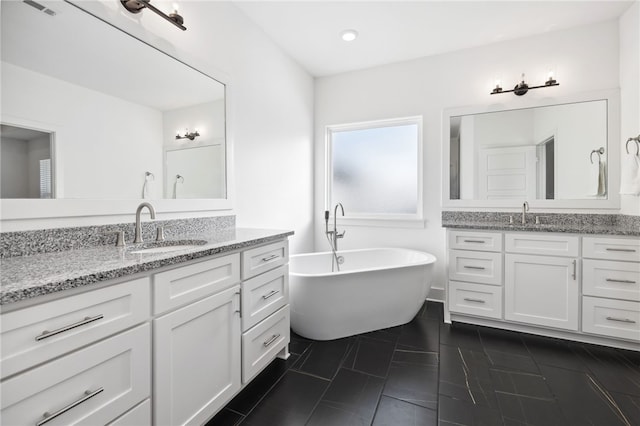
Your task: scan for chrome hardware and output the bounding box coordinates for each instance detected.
[605,317,636,324]
[572,260,577,280]
[325,203,346,272]
[261,254,278,262]
[235,291,241,317]
[605,278,636,284]
[105,231,126,247]
[605,248,637,253]
[522,201,529,225]
[155,226,165,242]
[463,298,486,303]
[134,202,156,244]
[36,387,104,426]
[36,314,104,341]
[263,334,280,347]
[262,290,279,300]
[463,265,486,270]
[463,239,485,244]
[509,215,514,225]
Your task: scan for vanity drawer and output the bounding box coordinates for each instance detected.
[449,249,503,286]
[505,233,579,257]
[242,305,290,383]
[154,254,240,315]
[242,240,289,280]
[582,296,640,342]
[448,230,503,252]
[108,399,151,426]
[1,277,150,379]
[1,324,150,426]
[583,237,640,262]
[242,265,289,332]
[583,259,640,301]
[449,281,502,319]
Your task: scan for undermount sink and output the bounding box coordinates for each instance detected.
[128,239,208,254]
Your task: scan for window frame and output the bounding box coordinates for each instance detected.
[325,116,424,227]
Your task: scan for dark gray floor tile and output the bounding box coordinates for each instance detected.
[438,379,499,409]
[522,333,589,371]
[319,368,385,423]
[306,402,370,426]
[205,409,244,426]
[396,317,440,352]
[479,327,528,356]
[289,332,314,356]
[361,326,402,344]
[610,391,640,425]
[227,356,297,415]
[241,370,329,426]
[540,364,629,425]
[343,336,395,377]
[489,369,553,398]
[294,336,355,380]
[383,362,438,410]
[392,349,438,366]
[438,394,503,426]
[440,344,492,385]
[496,392,567,426]
[485,349,540,374]
[440,322,483,350]
[416,301,444,322]
[572,344,640,397]
[372,396,437,426]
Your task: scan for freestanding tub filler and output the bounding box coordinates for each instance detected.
[289,248,436,340]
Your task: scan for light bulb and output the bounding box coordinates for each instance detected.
[340,29,358,42]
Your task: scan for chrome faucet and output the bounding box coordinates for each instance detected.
[522,201,529,225]
[332,202,346,252]
[134,202,156,243]
[325,203,346,271]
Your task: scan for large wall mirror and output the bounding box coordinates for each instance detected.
[1,0,230,220]
[443,90,620,210]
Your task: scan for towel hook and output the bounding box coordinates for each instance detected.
[145,171,155,181]
[175,174,184,184]
[625,135,640,156]
[590,147,605,164]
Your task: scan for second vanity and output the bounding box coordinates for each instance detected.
[0,223,293,425]
[443,212,640,351]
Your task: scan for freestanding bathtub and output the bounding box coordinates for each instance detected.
[289,248,436,340]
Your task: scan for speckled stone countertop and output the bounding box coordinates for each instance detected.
[0,228,293,305]
[442,212,640,236]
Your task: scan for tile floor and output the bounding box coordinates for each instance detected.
[206,301,640,426]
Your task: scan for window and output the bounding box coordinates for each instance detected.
[326,116,423,223]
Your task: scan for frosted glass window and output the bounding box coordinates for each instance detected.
[329,119,421,216]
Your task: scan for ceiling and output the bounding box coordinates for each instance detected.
[233,0,635,77]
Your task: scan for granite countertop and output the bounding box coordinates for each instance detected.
[442,221,640,236]
[0,228,293,305]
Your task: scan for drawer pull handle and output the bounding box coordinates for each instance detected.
[606,278,637,284]
[463,239,485,244]
[605,316,637,324]
[605,248,637,253]
[572,260,577,280]
[463,265,486,270]
[263,334,281,347]
[463,298,486,304]
[36,387,104,426]
[35,314,104,342]
[262,290,280,300]
[261,254,279,262]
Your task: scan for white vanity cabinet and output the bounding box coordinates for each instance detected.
[0,278,152,425]
[504,233,579,331]
[446,228,640,349]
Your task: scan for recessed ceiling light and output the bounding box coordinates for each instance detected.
[340,29,358,42]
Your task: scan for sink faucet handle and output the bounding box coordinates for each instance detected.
[155,226,166,242]
[105,230,126,247]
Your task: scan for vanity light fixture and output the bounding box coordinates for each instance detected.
[175,129,200,141]
[491,72,559,96]
[340,29,359,42]
[120,0,186,31]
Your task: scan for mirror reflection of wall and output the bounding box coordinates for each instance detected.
[450,99,607,201]
[0,124,53,199]
[165,145,225,199]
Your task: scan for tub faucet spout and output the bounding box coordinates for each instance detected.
[522,201,529,225]
[333,202,345,251]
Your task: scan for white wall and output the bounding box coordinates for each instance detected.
[1,137,29,198]
[315,20,622,300]
[620,1,640,215]
[2,1,315,254]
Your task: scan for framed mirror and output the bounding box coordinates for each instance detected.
[1,0,232,220]
[442,89,620,210]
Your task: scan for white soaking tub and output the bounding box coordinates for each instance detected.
[289,248,436,340]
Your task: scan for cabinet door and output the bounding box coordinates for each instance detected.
[154,286,241,426]
[505,254,579,331]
